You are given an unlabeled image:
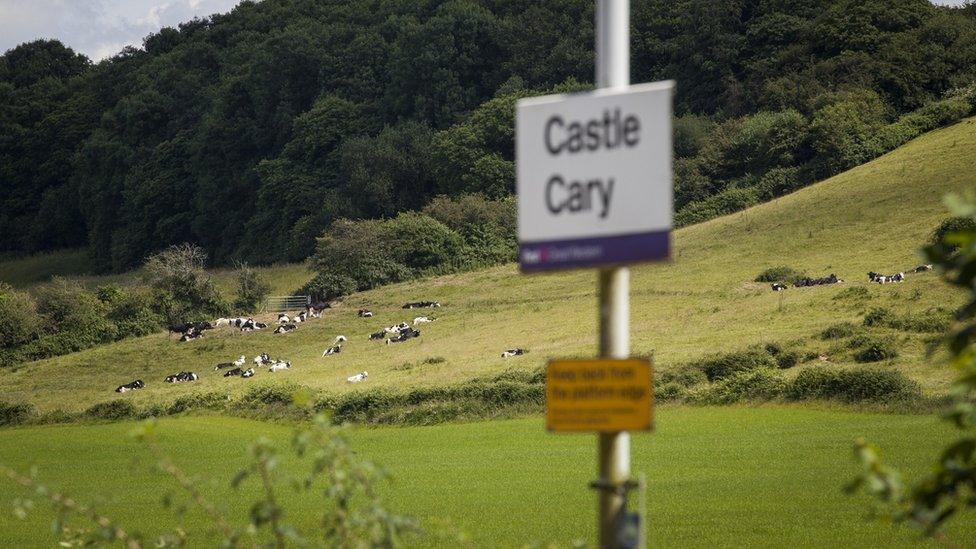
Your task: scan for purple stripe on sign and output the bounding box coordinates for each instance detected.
[519,230,671,272]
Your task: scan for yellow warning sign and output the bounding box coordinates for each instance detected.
[546,359,653,432]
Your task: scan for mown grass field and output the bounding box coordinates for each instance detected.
[0,407,972,548]
[1,118,974,413]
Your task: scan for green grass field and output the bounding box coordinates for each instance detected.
[0,407,972,547]
[1,118,974,414]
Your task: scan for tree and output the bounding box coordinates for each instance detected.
[233,261,272,313]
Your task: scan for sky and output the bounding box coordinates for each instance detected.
[0,0,971,62]
[0,0,244,61]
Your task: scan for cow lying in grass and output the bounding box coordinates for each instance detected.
[413,316,434,324]
[369,330,386,341]
[274,324,297,334]
[358,309,373,317]
[115,380,144,393]
[915,264,934,272]
[869,271,904,284]
[771,283,787,292]
[322,344,342,356]
[386,327,420,344]
[165,371,198,383]
[223,367,255,378]
[402,301,440,309]
[253,353,272,366]
[347,371,368,383]
[269,361,291,372]
[501,348,526,358]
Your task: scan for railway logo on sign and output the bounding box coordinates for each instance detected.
[516,81,674,272]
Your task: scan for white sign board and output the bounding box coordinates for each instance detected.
[516,81,674,271]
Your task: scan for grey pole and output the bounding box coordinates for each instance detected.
[595,1,631,547]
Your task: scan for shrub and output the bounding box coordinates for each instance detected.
[656,383,688,402]
[675,187,761,227]
[167,391,228,414]
[776,351,800,369]
[787,367,920,402]
[143,243,229,323]
[693,350,777,382]
[84,399,137,421]
[863,307,892,327]
[854,338,899,363]
[237,383,302,407]
[657,366,708,387]
[931,217,976,251]
[821,322,859,340]
[233,261,272,313]
[0,283,40,351]
[755,266,805,284]
[35,278,115,348]
[98,285,163,339]
[297,272,358,302]
[694,370,787,405]
[0,401,35,426]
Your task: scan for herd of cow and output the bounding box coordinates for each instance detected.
[114,300,528,394]
[769,264,933,292]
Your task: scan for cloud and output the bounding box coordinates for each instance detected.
[0,0,243,61]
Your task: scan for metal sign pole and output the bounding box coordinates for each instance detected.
[596,1,631,547]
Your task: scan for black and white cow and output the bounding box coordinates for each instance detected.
[358,309,373,318]
[253,353,272,366]
[413,316,434,325]
[771,283,787,292]
[277,313,291,325]
[179,330,203,342]
[915,264,934,272]
[269,361,291,372]
[115,380,145,393]
[274,324,297,334]
[241,368,255,378]
[385,323,410,334]
[322,344,342,356]
[165,371,198,383]
[223,368,244,377]
[402,301,440,309]
[369,330,387,341]
[501,348,526,358]
[386,328,420,344]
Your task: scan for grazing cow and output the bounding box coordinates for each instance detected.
[347,371,368,383]
[369,330,386,341]
[915,264,934,272]
[277,313,291,324]
[413,316,434,325]
[168,322,193,336]
[274,324,297,334]
[386,328,420,345]
[771,283,787,292]
[501,348,526,358]
[322,344,342,356]
[165,371,198,383]
[335,335,347,343]
[241,368,255,378]
[253,353,271,366]
[115,380,145,393]
[402,301,440,309]
[269,361,291,372]
[224,368,244,377]
[358,309,373,318]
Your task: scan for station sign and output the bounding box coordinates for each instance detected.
[516,81,674,272]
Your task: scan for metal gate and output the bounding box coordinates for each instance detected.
[263,295,310,313]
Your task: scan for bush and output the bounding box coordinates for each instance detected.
[821,322,859,340]
[775,350,800,369]
[297,272,358,302]
[863,307,892,327]
[656,383,688,402]
[167,391,228,414]
[0,401,35,426]
[657,366,708,387]
[143,243,229,323]
[0,283,40,351]
[693,350,777,382]
[694,370,787,405]
[787,367,920,402]
[931,217,976,251]
[35,277,115,348]
[675,187,761,227]
[755,266,806,284]
[237,383,302,407]
[98,284,164,339]
[233,262,272,313]
[854,338,900,363]
[84,399,137,421]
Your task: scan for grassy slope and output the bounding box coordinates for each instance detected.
[2,119,975,413]
[0,407,973,547]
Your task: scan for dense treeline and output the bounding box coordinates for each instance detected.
[2,0,976,273]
